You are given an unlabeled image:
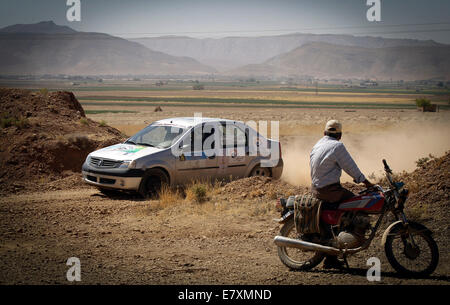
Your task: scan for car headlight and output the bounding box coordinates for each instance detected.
[120,160,136,169]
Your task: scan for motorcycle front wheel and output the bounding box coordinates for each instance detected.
[385,223,439,277]
[277,218,325,270]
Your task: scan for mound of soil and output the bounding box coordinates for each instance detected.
[217,176,309,203]
[0,88,126,194]
[397,152,450,209]
[396,152,450,249]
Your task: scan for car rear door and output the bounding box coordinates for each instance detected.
[219,122,249,180]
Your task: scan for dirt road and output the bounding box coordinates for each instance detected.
[1,184,448,285]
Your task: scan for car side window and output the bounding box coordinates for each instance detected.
[222,124,247,148]
[188,124,217,152]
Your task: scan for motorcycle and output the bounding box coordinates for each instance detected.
[273,159,439,276]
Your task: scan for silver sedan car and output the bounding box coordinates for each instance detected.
[82,117,283,196]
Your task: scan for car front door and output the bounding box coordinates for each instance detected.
[175,124,219,184]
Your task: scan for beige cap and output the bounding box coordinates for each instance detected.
[325,120,342,133]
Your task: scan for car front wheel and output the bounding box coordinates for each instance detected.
[139,169,169,199]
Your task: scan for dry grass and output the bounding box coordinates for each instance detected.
[149,180,221,212]
[249,201,277,216]
[146,178,277,218]
[149,185,184,211]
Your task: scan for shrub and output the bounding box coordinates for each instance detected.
[39,88,49,96]
[415,154,435,168]
[415,157,429,168]
[415,98,431,107]
[186,182,208,203]
[99,120,107,127]
[79,118,89,125]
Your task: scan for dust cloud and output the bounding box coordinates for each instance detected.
[281,122,450,186]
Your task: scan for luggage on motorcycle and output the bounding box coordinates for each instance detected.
[294,194,322,234]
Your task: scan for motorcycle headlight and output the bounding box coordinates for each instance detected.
[120,160,136,169]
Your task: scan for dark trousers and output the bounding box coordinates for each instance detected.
[311,182,355,204]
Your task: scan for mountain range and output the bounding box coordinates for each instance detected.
[0,21,215,75]
[132,33,443,71]
[0,21,449,80]
[228,42,450,81]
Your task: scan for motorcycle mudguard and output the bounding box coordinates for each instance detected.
[381,220,433,246]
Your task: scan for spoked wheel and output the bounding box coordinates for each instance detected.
[249,165,271,177]
[277,218,325,270]
[385,223,439,277]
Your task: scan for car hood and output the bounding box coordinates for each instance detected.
[89,143,164,161]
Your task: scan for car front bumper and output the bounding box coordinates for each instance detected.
[81,162,143,191]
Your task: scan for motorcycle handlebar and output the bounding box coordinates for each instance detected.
[382,159,392,173]
[358,184,383,195]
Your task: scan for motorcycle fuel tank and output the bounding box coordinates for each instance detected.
[338,192,385,213]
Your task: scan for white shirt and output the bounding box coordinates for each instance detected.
[310,136,366,189]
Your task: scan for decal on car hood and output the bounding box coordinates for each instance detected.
[104,144,147,154]
[90,144,161,160]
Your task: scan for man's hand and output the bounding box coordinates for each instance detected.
[363,179,374,188]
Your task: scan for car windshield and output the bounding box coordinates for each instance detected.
[126,124,186,149]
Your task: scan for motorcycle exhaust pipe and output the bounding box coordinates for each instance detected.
[274,235,363,255]
[274,235,341,255]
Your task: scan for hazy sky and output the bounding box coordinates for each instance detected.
[1,0,450,43]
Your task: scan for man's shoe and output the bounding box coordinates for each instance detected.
[323,256,345,270]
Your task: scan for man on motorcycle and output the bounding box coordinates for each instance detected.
[310,119,373,269]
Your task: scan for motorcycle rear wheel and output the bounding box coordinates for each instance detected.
[277,218,325,270]
[385,224,439,277]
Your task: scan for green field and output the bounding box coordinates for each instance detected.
[2,79,448,110]
[79,96,450,110]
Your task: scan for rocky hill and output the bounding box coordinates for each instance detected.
[0,88,126,193]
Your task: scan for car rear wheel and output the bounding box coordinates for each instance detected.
[139,169,169,199]
[249,165,271,177]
